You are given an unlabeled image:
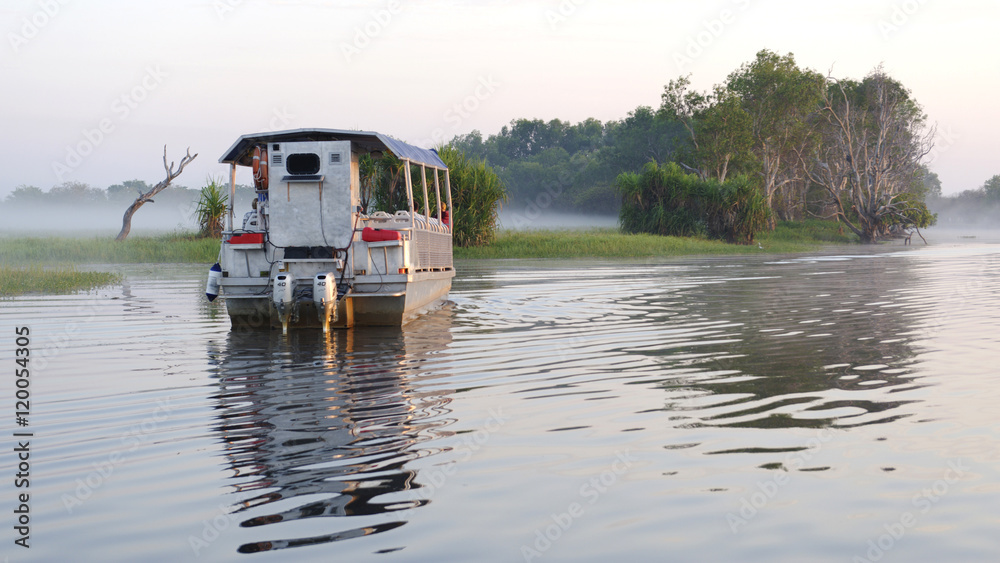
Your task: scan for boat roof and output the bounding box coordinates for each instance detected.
[219,128,447,169]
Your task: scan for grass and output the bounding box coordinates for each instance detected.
[0,221,853,294]
[0,232,218,296]
[0,264,123,296]
[454,220,857,260]
[0,232,222,264]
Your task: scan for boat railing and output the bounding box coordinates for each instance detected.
[359,211,453,271]
[363,211,450,234]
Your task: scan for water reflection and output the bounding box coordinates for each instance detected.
[206,307,455,555]
[624,254,930,430]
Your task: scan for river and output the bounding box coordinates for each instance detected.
[2,234,999,562]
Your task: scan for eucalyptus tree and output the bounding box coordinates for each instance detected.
[660,75,753,183]
[726,50,825,221]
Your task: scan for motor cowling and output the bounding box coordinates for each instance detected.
[313,273,338,331]
[272,272,296,333]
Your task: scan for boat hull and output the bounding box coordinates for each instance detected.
[224,271,453,329]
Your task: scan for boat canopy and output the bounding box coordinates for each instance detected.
[218,128,448,170]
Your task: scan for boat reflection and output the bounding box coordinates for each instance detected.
[206,306,456,554]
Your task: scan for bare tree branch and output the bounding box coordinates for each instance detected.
[115,146,198,241]
[799,70,933,242]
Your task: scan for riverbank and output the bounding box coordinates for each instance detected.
[1,221,854,266]
[0,221,854,294]
[454,220,856,259]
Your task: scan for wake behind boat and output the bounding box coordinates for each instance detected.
[206,128,455,331]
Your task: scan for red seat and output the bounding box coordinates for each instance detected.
[227,233,264,245]
[361,227,402,242]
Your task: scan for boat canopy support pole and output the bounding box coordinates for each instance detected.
[433,168,442,223]
[403,159,415,229]
[228,162,237,231]
[420,165,430,221]
[445,169,453,233]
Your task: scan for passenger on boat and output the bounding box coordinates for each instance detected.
[441,203,450,226]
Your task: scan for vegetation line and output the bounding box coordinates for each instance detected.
[455,220,855,260]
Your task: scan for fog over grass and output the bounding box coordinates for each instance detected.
[0,203,196,235]
[498,208,618,231]
[0,193,258,236]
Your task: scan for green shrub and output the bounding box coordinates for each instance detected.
[703,174,771,244]
[617,162,705,237]
[438,146,509,247]
[195,176,228,238]
[616,162,770,244]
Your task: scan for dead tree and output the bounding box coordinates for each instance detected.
[115,146,198,241]
[799,69,933,243]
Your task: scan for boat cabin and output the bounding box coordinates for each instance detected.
[210,129,455,331]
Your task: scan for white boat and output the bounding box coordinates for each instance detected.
[208,129,455,331]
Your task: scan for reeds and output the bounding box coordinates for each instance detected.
[0,264,122,296]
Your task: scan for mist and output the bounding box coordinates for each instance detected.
[929,200,1000,232]
[498,207,618,231]
[0,193,257,236]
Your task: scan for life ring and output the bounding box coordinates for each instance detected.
[252,146,269,190]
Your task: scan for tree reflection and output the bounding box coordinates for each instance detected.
[631,255,930,429]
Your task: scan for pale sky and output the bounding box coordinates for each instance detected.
[2,0,998,197]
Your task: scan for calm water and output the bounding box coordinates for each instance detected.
[2,235,999,562]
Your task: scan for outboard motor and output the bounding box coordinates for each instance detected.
[272,272,296,334]
[312,273,338,332]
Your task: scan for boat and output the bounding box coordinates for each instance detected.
[207,128,455,331]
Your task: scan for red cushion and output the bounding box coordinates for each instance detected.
[362,227,402,242]
[227,233,264,244]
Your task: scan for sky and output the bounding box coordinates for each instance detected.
[1,0,998,198]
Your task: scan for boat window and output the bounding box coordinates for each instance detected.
[286,153,321,175]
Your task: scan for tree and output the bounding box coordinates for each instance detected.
[661,76,754,183]
[917,166,942,199]
[49,181,107,205]
[4,185,45,205]
[726,50,825,222]
[983,175,1000,202]
[801,68,934,243]
[107,179,152,202]
[600,106,682,174]
[116,146,198,241]
[449,130,487,160]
